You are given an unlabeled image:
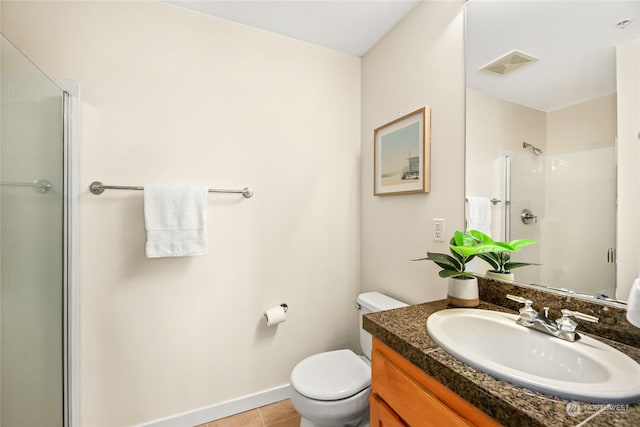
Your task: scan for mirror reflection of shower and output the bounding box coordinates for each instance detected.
[500,144,616,298]
[522,141,543,156]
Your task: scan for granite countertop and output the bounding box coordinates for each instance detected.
[364,300,640,427]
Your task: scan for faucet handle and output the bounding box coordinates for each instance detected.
[556,309,599,333]
[506,294,532,305]
[561,309,599,323]
[506,294,537,322]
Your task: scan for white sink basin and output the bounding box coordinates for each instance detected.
[426,309,640,403]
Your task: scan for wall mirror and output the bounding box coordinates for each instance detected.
[464,0,639,305]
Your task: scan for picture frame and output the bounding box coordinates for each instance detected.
[374,107,430,196]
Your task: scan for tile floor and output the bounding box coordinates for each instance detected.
[196,399,301,427]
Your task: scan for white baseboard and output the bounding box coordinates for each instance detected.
[137,384,291,427]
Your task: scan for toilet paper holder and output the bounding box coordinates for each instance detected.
[263,303,288,318]
[263,303,288,326]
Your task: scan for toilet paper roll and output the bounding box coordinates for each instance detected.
[627,278,640,328]
[264,305,287,326]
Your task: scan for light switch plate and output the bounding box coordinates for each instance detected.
[433,218,445,242]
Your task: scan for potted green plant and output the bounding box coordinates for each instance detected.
[468,230,538,281]
[414,230,508,307]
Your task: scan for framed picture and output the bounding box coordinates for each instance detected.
[374,107,430,196]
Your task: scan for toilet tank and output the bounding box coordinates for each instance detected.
[357,292,407,360]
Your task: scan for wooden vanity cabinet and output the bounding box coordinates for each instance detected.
[370,338,502,427]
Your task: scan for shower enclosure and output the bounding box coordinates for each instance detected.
[1,35,70,426]
[501,145,616,298]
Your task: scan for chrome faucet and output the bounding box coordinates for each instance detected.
[506,294,599,342]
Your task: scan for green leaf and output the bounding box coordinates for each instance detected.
[453,230,476,247]
[504,261,540,272]
[420,252,462,272]
[438,270,474,279]
[450,246,466,264]
[451,242,509,258]
[469,230,494,244]
[492,242,515,251]
[450,245,474,258]
[505,239,537,251]
[478,253,500,271]
[433,261,455,271]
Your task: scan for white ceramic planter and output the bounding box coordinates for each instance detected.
[485,271,515,282]
[447,277,479,308]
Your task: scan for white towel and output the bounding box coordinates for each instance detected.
[627,277,640,327]
[144,184,208,258]
[466,196,492,236]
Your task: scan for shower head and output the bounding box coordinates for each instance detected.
[522,142,543,156]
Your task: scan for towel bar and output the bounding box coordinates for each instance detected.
[89,181,253,198]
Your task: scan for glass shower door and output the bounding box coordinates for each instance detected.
[504,146,616,298]
[1,35,65,427]
[541,147,616,297]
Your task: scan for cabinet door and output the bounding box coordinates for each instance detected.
[371,393,408,427]
[372,338,502,427]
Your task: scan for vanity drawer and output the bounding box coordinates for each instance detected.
[371,393,408,427]
[371,338,501,427]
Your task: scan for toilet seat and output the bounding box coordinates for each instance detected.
[290,349,371,401]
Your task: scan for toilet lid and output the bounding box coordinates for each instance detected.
[290,349,371,401]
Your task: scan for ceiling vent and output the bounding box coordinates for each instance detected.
[479,50,538,75]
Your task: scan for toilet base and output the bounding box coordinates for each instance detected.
[290,385,370,427]
[299,410,370,427]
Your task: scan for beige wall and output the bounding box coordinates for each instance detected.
[546,94,617,154]
[617,37,640,301]
[361,1,466,304]
[2,2,361,425]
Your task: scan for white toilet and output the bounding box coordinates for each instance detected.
[290,292,407,427]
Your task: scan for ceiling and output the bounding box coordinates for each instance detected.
[166,0,421,56]
[466,0,640,112]
[167,1,640,111]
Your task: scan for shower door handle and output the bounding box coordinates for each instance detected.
[521,208,537,224]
